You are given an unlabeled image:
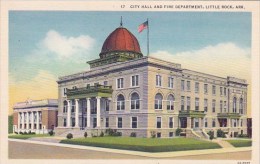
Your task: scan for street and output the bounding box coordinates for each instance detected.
[9,141,251,160]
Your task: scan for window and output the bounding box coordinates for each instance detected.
[212,100,216,113]
[117,94,125,110]
[168,77,174,88]
[39,112,42,122]
[224,87,227,96]
[156,75,162,86]
[233,97,237,113]
[239,98,243,114]
[187,81,191,91]
[204,84,208,94]
[63,88,67,96]
[63,118,67,127]
[157,132,161,138]
[167,94,174,110]
[63,101,67,113]
[233,119,237,127]
[181,80,185,91]
[194,118,199,128]
[169,117,173,128]
[220,100,223,113]
[195,82,199,93]
[131,93,140,110]
[71,100,75,113]
[204,118,208,127]
[117,78,124,89]
[224,101,227,112]
[131,75,139,87]
[117,117,122,128]
[105,99,109,111]
[204,99,208,112]
[212,85,216,95]
[169,132,174,137]
[93,118,97,128]
[220,87,223,96]
[212,118,216,127]
[187,97,191,110]
[105,118,109,128]
[72,118,75,127]
[195,98,199,111]
[181,96,185,111]
[240,119,243,127]
[103,81,108,86]
[156,117,162,128]
[154,93,163,110]
[132,117,137,128]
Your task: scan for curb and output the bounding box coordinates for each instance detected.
[8,139,252,158]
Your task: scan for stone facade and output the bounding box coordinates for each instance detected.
[13,99,58,134]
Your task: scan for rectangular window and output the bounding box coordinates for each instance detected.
[103,81,108,86]
[156,75,162,86]
[204,84,208,94]
[240,119,243,127]
[105,100,109,111]
[212,85,216,95]
[204,118,208,127]
[105,118,109,128]
[195,98,199,111]
[187,97,191,110]
[117,117,122,128]
[212,100,216,113]
[195,82,199,93]
[204,99,208,112]
[132,117,138,128]
[156,117,162,128]
[224,87,227,96]
[63,88,67,96]
[220,87,223,96]
[187,81,191,91]
[181,80,185,91]
[169,117,173,128]
[72,118,75,127]
[169,132,174,137]
[117,78,124,89]
[181,96,185,111]
[220,100,223,113]
[131,75,139,87]
[168,77,174,88]
[224,101,227,112]
[93,118,97,128]
[157,132,161,138]
[63,118,67,127]
[212,118,216,127]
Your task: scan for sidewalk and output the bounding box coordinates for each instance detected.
[8,138,251,158]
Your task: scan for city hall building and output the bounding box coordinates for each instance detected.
[13,99,58,134]
[55,23,248,138]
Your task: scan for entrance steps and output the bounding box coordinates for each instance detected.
[188,129,209,140]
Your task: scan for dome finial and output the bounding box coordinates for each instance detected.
[120,16,123,27]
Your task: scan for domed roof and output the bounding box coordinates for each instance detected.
[101,27,142,54]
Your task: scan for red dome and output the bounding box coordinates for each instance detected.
[101,27,141,54]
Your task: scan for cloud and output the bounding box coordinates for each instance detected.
[41,30,95,59]
[151,42,251,81]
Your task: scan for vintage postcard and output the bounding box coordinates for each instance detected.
[0,1,259,164]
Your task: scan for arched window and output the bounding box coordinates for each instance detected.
[233,97,237,113]
[63,101,68,113]
[167,94,175,110]
[117,94,125,110]
[131,92,140,110]
[155,93,163,110]
[239,98,243,114]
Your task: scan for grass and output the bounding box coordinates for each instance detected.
[60,137,221,152]
[226,139,252,147]
[8,134,50,140]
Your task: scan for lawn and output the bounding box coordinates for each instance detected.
[60,137,221,152]
[8,134,50,140]
[226,139,252,147]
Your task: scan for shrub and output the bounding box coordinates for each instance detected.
[84,132,88,138]
[100,131,104,137]
[24,131,28,135]
[19,132,23,135]
[28,130,32,134]
[150,131,156,138]
[207,131,214,140]
[217,129,226,138]
[105,128,120,136]
[31,132,36,135]
[66,133,73,139]
[49,130,55,136]
[175,128,182,136]
[130,132,136,137]
[238,134,249,138]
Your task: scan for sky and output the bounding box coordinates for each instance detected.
[9,11,251,115]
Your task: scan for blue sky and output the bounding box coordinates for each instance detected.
[9,11,252,112]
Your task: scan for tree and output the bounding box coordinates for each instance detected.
[8,115,13,134]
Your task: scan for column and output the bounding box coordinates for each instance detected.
[187,117,191,129]
[31,112,34,130]
[36,111,40,130]
[17,112,20,131]
[75,99,79,127]
[96,97,101,127]
[87,98,91,128]
[26,112,29,130]
[21,113,25,129]
[67,100,71,127]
